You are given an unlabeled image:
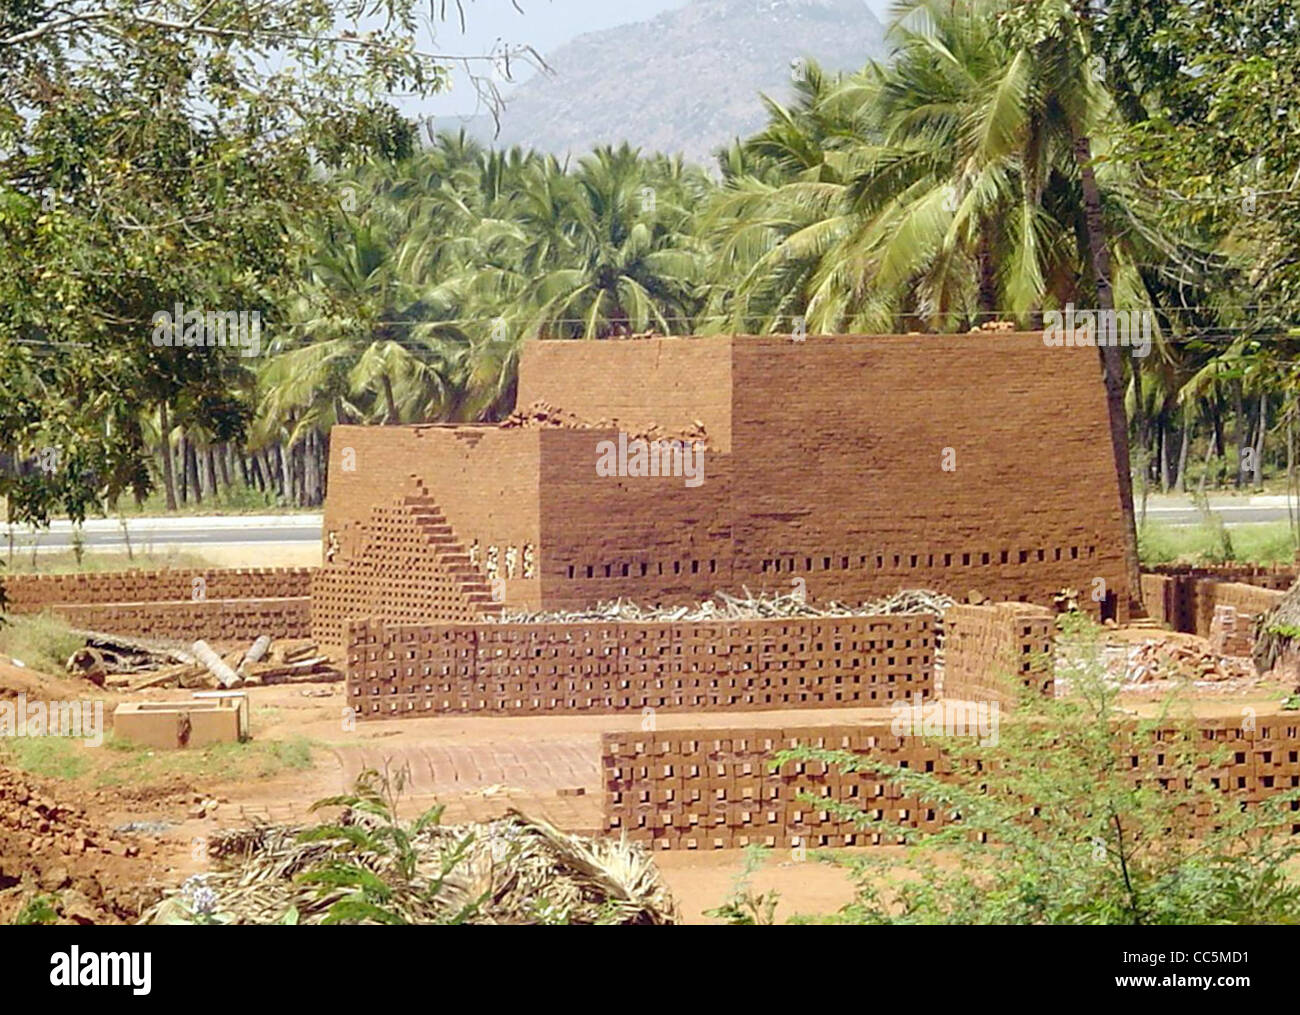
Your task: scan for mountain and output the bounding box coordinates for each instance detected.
[492,0,888,164]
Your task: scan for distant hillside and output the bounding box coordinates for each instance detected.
[492,0,888,164]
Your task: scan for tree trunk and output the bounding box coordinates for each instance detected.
[158,401,178,512]
[1130,348,1148,524]
[382,375,400,425]
[977,224,997,323]
[304,430,322,507]
[178,435,189,504]
[1176,418,1191,493]
[1289,414,1297,542]
[280,442,294,504]
[204,445,218,500]
[1211,400,1226,487]
[1160,418,1172,493]
[1198,420,1216,493]
[1253,391,1267,488]
[1073,127,1142,616]
[1232,381,1247,489]
[185,438,202,504]
[264,448,281,496]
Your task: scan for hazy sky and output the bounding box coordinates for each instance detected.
[420,0,895,118]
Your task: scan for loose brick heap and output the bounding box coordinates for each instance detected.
[942,602,1055,704]
[348,614,934,718]
[602,716,1300,850]
[1,567,315,642]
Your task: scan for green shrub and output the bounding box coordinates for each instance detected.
[776,613,1300,925]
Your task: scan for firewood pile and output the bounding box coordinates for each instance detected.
[1125,640,1256,684]
[66,633,341,692]
[492,588,955,624]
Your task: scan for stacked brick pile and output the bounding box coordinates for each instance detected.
[2,567,313,611]
[48,598,311,644]
[347,613,934,718]
[602,716,1297,851]
[602,724,951,850]
[1141,567,1292,636]
[312,485,503,650]
[1,567,315,642]
[941,602,1054,704]
[324,334,1132,623]
[1209,605,1257,658]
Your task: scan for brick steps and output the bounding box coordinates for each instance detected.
[311,480,504,648]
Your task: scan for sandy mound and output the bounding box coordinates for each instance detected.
[0,657,109,703]
[0,766,165,924]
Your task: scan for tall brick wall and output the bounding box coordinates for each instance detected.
[322,425,543,608]
[517,337,735,451]
[724,336,1128,618]
[347,613,935,718]
[602,716,1299,850]
[321,332,1131,625]
[942,602,1055,704]
[537,428,735,608]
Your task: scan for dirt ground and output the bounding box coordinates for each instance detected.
[3,620,1298,925]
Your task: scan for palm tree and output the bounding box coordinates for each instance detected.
[511,145,712,340]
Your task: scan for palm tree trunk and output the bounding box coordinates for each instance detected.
[1164,415,1175,491]
[1176,418,1190,493]
[185,438,202,504]
[382,375,399,424]
[977,225,997,322]
[1288,413,1297,542]
[1254,391,1267,488]
[1130,349,1148,524]
[263,448,280,496]
[204,445,218,500]
[178,434,189,505]
[1072,128,1142,616]
[1232,381,1247,488]
[158,401,178,512]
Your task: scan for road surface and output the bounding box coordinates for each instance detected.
[4,514,323,552]
[2,496,1293,553]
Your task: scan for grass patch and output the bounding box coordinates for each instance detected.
[112,486,316,517]
[0,728,317,788]
[1138,520,1297,566]
[0,612,85,674]
[0,548,213,574]
[90,734,317,787]
[0,736,90,779]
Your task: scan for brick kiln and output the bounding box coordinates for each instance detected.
[313,333,1130,649]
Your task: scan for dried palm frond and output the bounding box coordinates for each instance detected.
[140,810,674,926]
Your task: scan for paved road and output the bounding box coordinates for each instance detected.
[1139,495,1293,526]
[5,514,323,551]
[4,496,1294,552]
